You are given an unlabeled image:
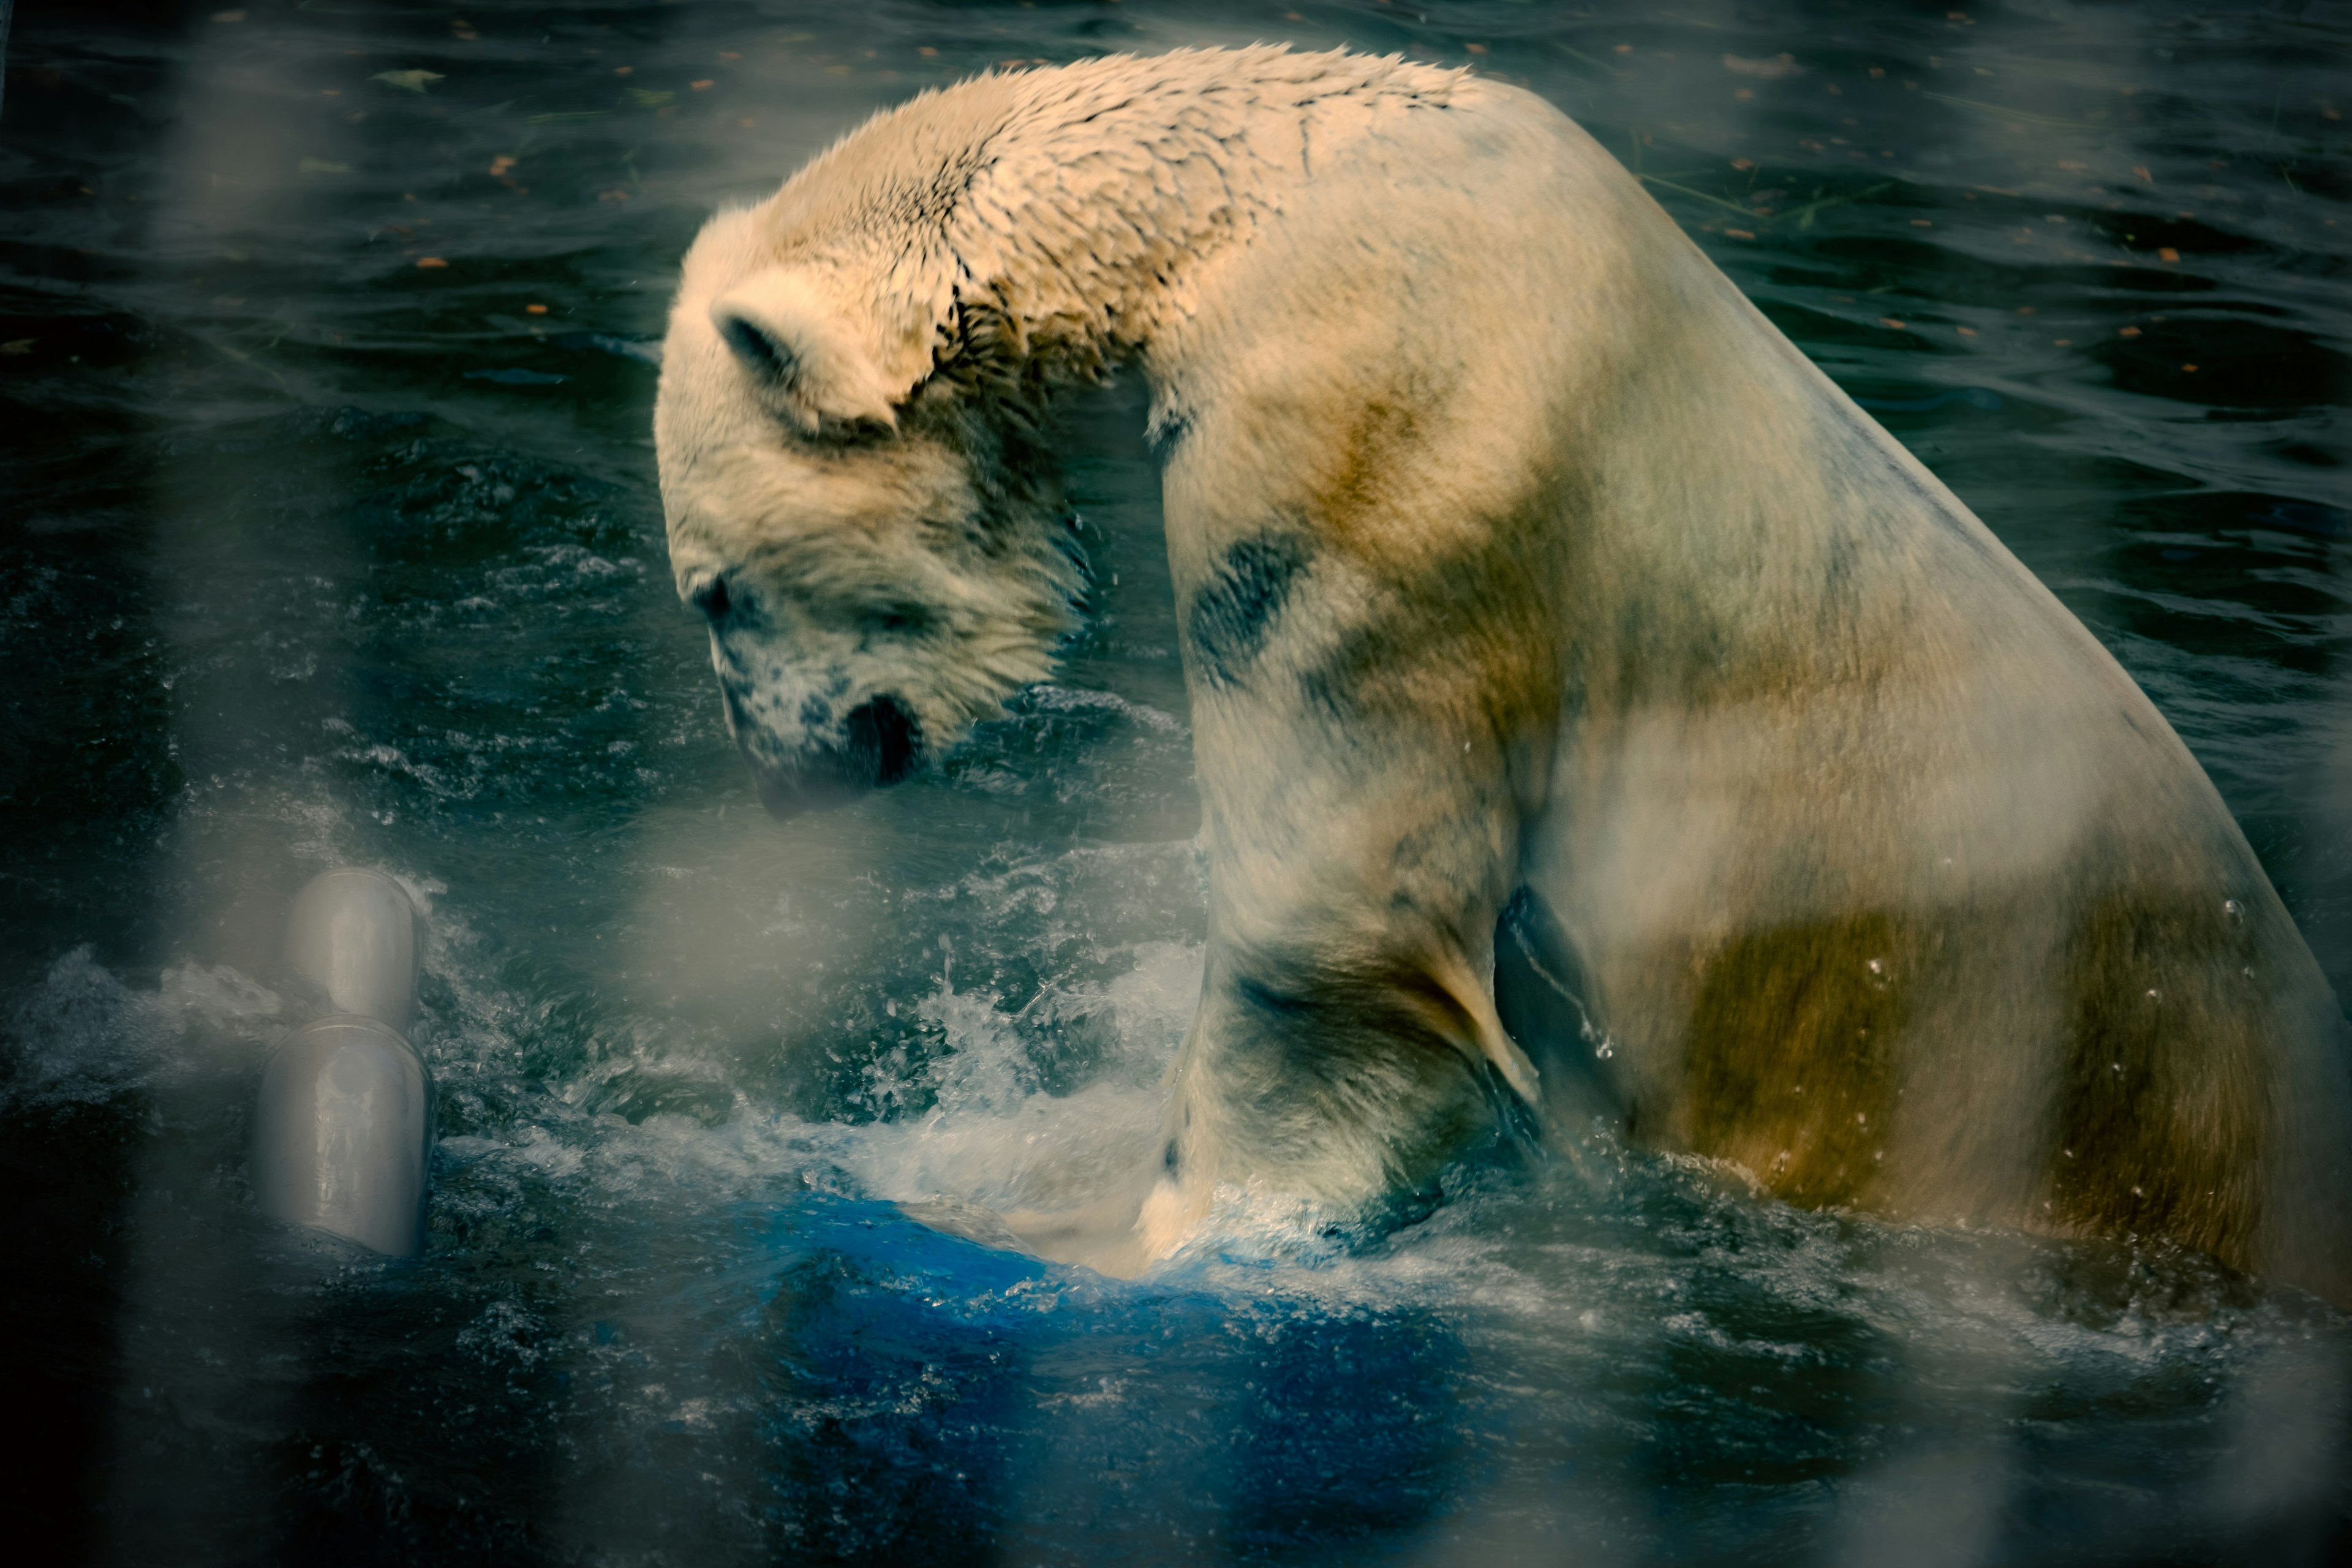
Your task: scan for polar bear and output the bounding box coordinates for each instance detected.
[655,47,2352,1300]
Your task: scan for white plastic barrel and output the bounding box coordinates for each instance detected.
[282,866,420,1035]
[252,869,435,1256]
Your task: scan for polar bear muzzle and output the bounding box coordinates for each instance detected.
[734,690,922,819]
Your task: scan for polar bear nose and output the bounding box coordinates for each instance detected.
[685,571,731,622]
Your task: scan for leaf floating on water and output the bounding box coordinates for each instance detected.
[297,157,351,175]
[2,339,35,355]
[1723,53,1801,79]
[372,70,445,94]
[489,155,518,176]
[417,257,449,269]
[466,368,567,385]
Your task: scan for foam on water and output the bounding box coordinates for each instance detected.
[5,946,284,1110]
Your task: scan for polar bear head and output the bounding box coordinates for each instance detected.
[654,206,1084,817]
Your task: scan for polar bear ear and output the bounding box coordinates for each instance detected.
[708,268,904,434]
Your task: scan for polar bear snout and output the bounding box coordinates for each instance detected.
[729,696,922,827]
[684,562,940,815]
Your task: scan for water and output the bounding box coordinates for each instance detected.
[3,1,2349,1562]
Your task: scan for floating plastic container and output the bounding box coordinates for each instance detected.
[252,869,434,1256]
[281,865,420,1035]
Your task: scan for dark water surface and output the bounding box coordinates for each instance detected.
[4,1,2350,1563]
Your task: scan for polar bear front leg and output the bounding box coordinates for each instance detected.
[1112,502,1567,1266]
[1150,930,1532,1241]
[999,523,1562,1275]
[1001,772,1542,1277]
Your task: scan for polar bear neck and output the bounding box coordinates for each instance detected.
[758,47,1471,390]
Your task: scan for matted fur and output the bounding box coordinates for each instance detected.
[656,47,2352,1300]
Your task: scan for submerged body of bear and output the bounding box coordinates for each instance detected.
[654,47,2352,1301]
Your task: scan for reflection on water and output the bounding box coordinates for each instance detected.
[2,1,2347,1562]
